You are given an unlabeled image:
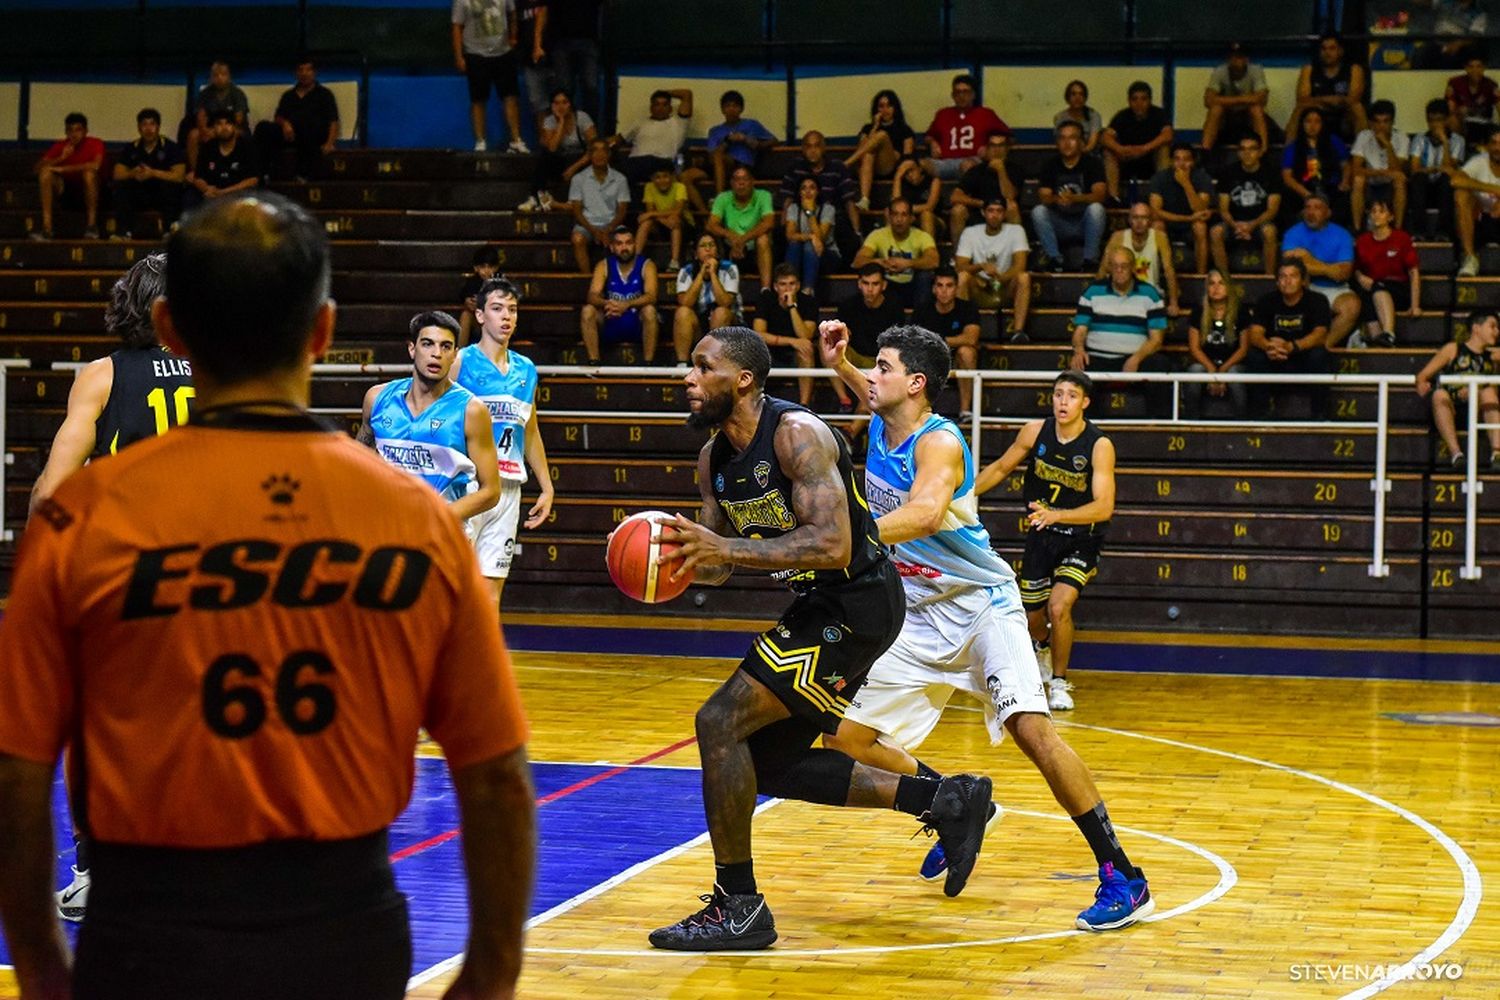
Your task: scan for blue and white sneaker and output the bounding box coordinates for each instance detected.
[1076,862,1153,931]
[919,800,1002,883]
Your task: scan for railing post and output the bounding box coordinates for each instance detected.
[970,370,982,465]
[1460,381,1483,581]
[1368,380,1391,577]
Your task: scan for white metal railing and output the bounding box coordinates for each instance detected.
[47,362,1496,580]
[0,360,29,542]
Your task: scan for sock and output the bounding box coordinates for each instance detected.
[1072,802,1140,880]
[74,833,91,874]
[915,760,942,780]
[1034,638,1050,651]
[715,859,757,896]
[893,774,941,818]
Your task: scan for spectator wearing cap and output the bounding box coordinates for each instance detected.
[1147,142,1215,273]
[112,108,186,240]
[1031,120,1108,272]
[182,109,260,212]
[563,137,630,273]
[1280,188,1361,346]
[705,90,776,193]
[1350,99,1408,232]
[1101,81,1173,203]
[1202,42,1271,151]
[920,73,1010,183]
[952,197,1031,341]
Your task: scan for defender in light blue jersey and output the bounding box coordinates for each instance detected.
[451,276,555,613]
[357,310,499,518]
[818,320,1153,933]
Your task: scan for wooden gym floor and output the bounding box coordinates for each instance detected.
[2,618,1495,999]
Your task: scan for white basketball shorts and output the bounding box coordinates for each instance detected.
[466,480,523,579]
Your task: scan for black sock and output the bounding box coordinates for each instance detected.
[715,860,757,896]
[915,760,942,780]
[893,774,941,817]
[1072,802,1140,880]
[74,833,91,873]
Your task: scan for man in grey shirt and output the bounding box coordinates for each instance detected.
[565,138,631,272]
[452,0,530,154]
[1202,42,1270,151]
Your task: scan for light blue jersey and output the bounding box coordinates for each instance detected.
[455,344,537,483]
[370,378,477,503]
[864,412,1019,607]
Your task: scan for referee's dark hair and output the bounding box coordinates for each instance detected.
[477,275,523,310]
[877,324,951,403]
[163,192,329,382]
[106,252,167,350]
[707,325,772,389]
[408,310,461,344]
[1055,369,1094,399]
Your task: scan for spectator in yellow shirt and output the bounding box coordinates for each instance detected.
[637,164,692,271]
[851,198,939,307]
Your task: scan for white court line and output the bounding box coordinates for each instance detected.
[406,799,785,989]
[518,806,1237,957]
[1054,719,1483,1000]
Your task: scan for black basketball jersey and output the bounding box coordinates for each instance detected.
[1443,341,1494,380]
[93,346,195,459]
[1308,61,1353,101]
[1024,417,1109,533]
[709,395,886,594]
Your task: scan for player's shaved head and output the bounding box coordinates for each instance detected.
[164,193,330,382]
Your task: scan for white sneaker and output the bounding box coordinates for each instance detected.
[855,196,870,211]
[1459,254,1480,277]
[1047,677,1075,712]
[1034,643,1053,683]
[473,139,488,152]
[56,866,89,922]
[507,138,531,154]
[1347,330,1367,349]
[517,194,540,212]
[538,190,555,210]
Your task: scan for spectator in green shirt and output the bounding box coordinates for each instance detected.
[706,164,775,279]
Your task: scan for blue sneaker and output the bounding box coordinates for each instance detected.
[1076,862,1154,931]
[919,801,1002,883]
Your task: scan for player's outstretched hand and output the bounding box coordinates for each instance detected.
[818,319,850,368]
[659,513,731,581]
[1025,500,1060,530]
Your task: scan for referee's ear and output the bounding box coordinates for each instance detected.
[153,296,188,359]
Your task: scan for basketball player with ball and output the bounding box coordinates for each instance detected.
[636,326,995,952]
[816,320,1152,932]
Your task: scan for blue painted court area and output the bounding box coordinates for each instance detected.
[5,758,720,975]
[505,623,1500,683]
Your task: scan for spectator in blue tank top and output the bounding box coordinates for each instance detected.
[580,225,660,364]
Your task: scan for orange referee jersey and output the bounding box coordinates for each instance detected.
[0,412,528,848]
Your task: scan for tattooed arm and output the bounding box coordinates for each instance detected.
[666,411,851,577]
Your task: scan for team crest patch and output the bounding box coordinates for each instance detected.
[822,626,842,643]
[430,418,444,430]
[715,473,725,492]
[1073,455,1087,471]
[753,460,772,488]
[1037,443,1047,455]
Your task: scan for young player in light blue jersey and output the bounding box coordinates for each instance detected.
[357,310,499,520]
[817,319,1153,933]
[451,276,555,614]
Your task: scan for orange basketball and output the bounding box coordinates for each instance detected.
[606,511,694,604]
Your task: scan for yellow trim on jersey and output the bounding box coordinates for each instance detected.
[1055,565,1097,587]
[754,636,850,714]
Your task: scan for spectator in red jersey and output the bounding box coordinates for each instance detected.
[32,113,106,241]
[1351,197,1420,348]
[920,73,1009,184]
[1447,54,1500,149]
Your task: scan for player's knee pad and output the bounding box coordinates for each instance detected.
[752,746,856,807]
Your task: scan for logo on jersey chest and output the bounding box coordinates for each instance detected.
[720,490,797,534]
[379,443,437,472]
[1073,455,1088,471]
[1032,456,1087,492]
[430,418,445,430]
[753,460,771,488]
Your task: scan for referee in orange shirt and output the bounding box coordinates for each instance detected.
[0,192,535,1000]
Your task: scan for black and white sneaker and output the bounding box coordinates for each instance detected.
[921,774,994,897]
[56,865,89,922]
[648,886,777,951]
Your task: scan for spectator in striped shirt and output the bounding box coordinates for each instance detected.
[1408,99,1465,241]
[1071,245,1174,415]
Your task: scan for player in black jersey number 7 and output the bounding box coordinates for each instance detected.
[976,371,1116,712]
[650,327,993,951]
